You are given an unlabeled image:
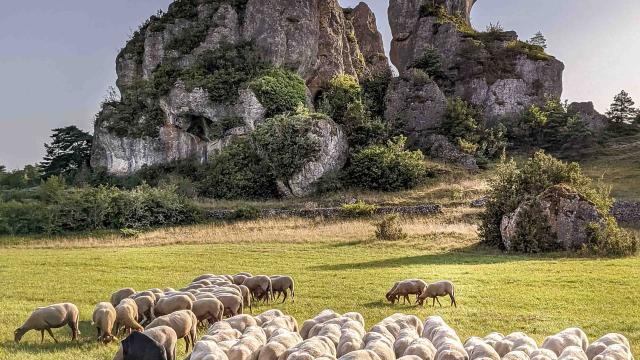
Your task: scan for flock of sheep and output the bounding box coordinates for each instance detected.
[11,273,635,360]
[189,310,634,360]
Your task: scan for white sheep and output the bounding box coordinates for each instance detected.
[14,303,80,344]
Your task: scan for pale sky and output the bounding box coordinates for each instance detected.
[1,0,639,169]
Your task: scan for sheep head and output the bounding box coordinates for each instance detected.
[14,327,27,343]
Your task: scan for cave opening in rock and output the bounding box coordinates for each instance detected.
[185,114,215,142]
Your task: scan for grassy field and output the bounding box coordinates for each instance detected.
[0,212,639,360]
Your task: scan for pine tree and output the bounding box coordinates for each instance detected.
[528,31,547,49]
[606,90,638,124]
[40,126,93,180]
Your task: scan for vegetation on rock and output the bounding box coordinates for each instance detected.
[249,68,307,117]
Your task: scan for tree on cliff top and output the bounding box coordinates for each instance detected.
[606,90,638,124]
[528,31,547,49]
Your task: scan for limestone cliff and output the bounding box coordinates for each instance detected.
[92,0,388,176]
[388,0,564,123]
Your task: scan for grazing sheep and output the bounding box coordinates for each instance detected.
[111,288,136,307]
[417,281,457,308]
[216,294,245,317]
[592,344,633,360]
[495,332,538,357]
[239,285,253,313]
[340,350,383,360]
[282,335,337,360]
[227,326,267,360]
[131,291,158,303]
[386,280,427,305]
[134,295,156,325]
[225,314,258,333]
[270,275,295,303]
[503,351,530,360]
[193,274,217,283]
[115,298,144,336]
[543,330,586,356]
[14,303,80,344]
[403,338,437,360]
[258,331,303,360]
[147,310,198,353]
[92,302,117,343]
[191,340,230,360]
[242,276,274,303]
[300,310,340,339]
[255,309,285,326]
[558,346,588,360]
[338,326,366,357]
[394,329,420,357]
[262,316,299,338]
[530,349,559,360]
[422,316,447,340]
[587,334,631,360]
[155,294,194,317]
[112,331,168,360]
[144,326,178,360]
[193,298,225,326]
[467,341,500,360]
[165,291,198,302]
[233,274,250,286]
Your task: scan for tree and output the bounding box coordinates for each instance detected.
[0,165,5,174]
[40,126,93,180]
[606,90,638,124]
[528,31,547,49]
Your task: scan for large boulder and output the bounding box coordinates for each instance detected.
[349,3,390,76]
[501,185,606,251]
[276,118,349,197]
[422,134,478,170]
[385,69,447,145]
[568,101,609,132]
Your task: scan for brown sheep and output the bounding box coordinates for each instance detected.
[242,275,274,303]
[115,298,143,336]
[417,281,457,308]
[385,280,427,305]
[133,295,155,325]
[155,294,193,317]
[111,288,136,307]
[147,310,198,353]
[239,285,253,313]
[14,303,79,343]
[216,293,245,317]
[192,298,225,326]
[270,275,295,303]
[144,326,178,360]
[92,302,117,343]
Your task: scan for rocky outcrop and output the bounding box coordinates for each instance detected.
[385,69,447,143]
[94,0,388,177]
[568,102,609,132]
[243,0,387,96]
[422,134,479,170]
[388,0,564,123]
[277,118,349,197]
[501,186,606,251]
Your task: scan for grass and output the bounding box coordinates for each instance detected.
[0,213,639,360]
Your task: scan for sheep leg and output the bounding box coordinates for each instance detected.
[405,295,411,305]
[282,291,288,303]
[46,328,58,343]
[41,330,45,343]
[436,297,443,307]
[450,294,457,308]
[432,297,436,307]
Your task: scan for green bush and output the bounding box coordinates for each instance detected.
[585,219,639,257]
[442,97,480,144]
[199,138,278,199]
[253,112,323,181]
[250,68,307,117]
[361,69,392,118]
[480,152,632,256]
[320,74,363,122]
[228,206,261,221]
[375,214,407,241]
[340,201,378,218]
[341,102,389,151]
[410,47,446,80]
[0,185,199,235]
[347,136,426,191]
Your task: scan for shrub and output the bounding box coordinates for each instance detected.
[250,68,307,117]
[340,201,378,218]
[585,219,639,257]
[347,136,426,191]
[410,47,445,80]
[228,206,261,221]
[0,201,51,235]
[375,214,407,241]
[341,102,389,151]
[480,152,631,256]
[252,112,323,181]
[442,97,480,144]
[320,74,363,122]
[199,138,279,199]
[361,69,392,118]
[120,228,142,238]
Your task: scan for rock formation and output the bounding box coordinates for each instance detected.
[501,185,606,251]
[92,0,387,179]
[568,102,609,132]
[388,0,564,124]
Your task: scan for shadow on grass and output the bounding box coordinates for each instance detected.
[312,243,573,271]
[2,320,100,354]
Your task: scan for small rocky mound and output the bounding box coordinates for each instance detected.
[568,102,609,132]
[501,185,606,252]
